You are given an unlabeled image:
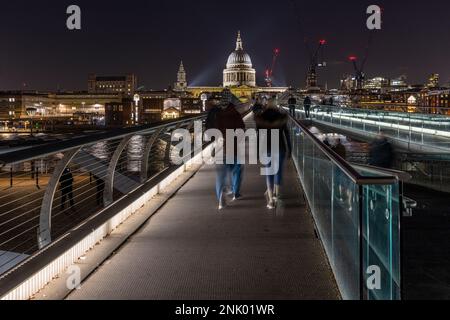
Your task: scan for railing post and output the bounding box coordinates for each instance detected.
[103,135,133,206]
[38,147,81,249]
[358,185,365,300]
[140,128,164,183]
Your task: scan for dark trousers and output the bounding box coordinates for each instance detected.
[289,105,296,118]
[61,187,75,209]
[304,106,311,118]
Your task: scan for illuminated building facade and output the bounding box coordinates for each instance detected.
[427,74,440,88]
[88,74,137,95]
[186,31,287,102]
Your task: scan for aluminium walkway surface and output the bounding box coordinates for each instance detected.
[67,116,339,300]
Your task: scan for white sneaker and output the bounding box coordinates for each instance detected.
[218,194,226,210]
[232,194,242,201]
[224,186,233,196]
[267,200,275,210]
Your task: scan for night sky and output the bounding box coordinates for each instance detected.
[1,0,449,91]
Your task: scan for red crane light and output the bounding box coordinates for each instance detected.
[349,56,358,61]
[319,39,326,45]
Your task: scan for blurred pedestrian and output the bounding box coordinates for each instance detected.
[255,98,292,209]
[333,138,347,160]
[369,133,393,168]
[208,98,246,210]
[60,167,74,210]
[252,96,264,115]
[303,96,312,118]
[288,95,297,118]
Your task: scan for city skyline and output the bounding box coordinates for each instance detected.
[0,0,449,91]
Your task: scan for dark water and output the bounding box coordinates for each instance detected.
[1,133,169,179]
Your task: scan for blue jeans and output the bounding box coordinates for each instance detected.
[265,152,286,191]
[216,164,242,200]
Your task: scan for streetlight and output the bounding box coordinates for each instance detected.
[26,107,37,136]
[133,94,140,125]
[200,93,208,112]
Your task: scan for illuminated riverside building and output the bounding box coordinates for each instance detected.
[420,89,450,111]
[0,91,122,125]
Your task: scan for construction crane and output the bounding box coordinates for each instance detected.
[265,48,280,87]
[306,39,327,89]
[348,56,365,90]
[348,31,376,91]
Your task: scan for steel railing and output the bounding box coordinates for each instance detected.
[287,113,408,300]
[0,114,207,279]
[290,104,450,152]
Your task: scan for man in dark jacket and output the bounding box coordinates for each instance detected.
[369,134,393,168]
[333,138,347,160]
[288,95,297,118]
[303,96,312,118]
[208,99,245,210]
[252,96,264,115]
[60,167,75,210]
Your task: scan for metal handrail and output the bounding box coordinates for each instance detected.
[288,114,399,185]
[313,104,450,120]
[351,163,412,182]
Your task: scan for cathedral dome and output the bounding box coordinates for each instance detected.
[226,32,253,67]
[223,31,256,87]
[227,51,252,68]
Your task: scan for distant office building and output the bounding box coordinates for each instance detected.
[389,76,408,92]
[105,100,134,127]
[0,94,22,120]
[340,75,356,92]
[364,77,389,91]
[88,74,137,95]
[427,74,440,89]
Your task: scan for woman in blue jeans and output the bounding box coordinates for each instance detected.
[255,99,292,209]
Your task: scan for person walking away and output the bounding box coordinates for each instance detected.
[205,96,221,130]
[369,133,393,168]
[60,167,75,210]
[303,96,312,118]
[288,95,297,118]
[323,137,332,148]
[252,96,264,115]
[255,98,292,209]
[333,138,347,160]
[208,99,246,210]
